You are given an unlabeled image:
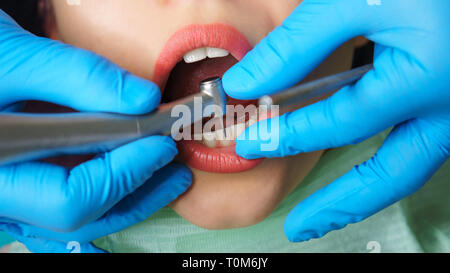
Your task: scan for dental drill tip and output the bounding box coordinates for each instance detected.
[199,76,228,139]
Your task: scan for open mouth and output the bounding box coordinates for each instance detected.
[154,24,264,173]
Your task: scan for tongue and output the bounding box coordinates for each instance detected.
[163,55,240,103]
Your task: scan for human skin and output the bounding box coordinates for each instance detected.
[0,245,9,253]
[46,0,354,229]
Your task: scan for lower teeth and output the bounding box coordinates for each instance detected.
[199,113,258,148]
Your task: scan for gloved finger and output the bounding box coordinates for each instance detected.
[223,0,374,99]
[235,48,442,159]
[2,163,192,243]
[64,163,192,242]
[0,10,160,114]
[0,136,178,232]
[284,117,450,242]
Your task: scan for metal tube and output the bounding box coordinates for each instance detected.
[0,88,218,166]
[258,64,373,109]
[199,77,228,136]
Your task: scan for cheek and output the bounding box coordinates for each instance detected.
[49,1,160,81]
[263,0,303,25]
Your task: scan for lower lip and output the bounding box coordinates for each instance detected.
[177,140,263,173]
[156,23,264,173]
[178,106,273,173]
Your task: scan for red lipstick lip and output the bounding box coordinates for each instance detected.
[154,23,264,173]
[178,141,263,174]
[153,23,252,90]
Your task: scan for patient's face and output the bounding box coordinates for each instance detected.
[48,0,353,229]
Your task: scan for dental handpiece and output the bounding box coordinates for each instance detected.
[0,65,372,166]
[0,77,227,166]
[258,64,373,109]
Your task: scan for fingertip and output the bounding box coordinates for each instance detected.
[148,135,178,157]
[283,214,316,243]
[119,73,161,114]
[161,162,193,190]
[283,219,298,243]
[128,135,178,168]
[159,163,193,203]
[235,125,266,159]
[222,65,259,100]
[283,213,303,243]
[98,135,178,187]
[166,162,192,177]
[132,162,192,212]
[222,67,241,99]
[235,132,251,158]
[89,162,193,234]
[235,141,261,160]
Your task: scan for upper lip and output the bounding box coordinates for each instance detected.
[152,23,252,91]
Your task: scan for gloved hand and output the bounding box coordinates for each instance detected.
[223,0,450,242]
[0,10,192,252]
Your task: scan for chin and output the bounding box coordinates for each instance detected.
[169,157,296,230]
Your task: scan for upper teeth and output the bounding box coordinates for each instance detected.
[183,47,230,63]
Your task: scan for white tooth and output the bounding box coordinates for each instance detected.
[202,120,249,148]
[183,48,207,63]
[203,139,217,148]
[214,128,226,141]
[217,127,232,141]
[206,47,230,58]
[219,139,234,147]
[203,131,216,141]
[202,132,217,148]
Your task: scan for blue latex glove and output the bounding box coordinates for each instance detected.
[0,10,192,252]
[223,0,449,242]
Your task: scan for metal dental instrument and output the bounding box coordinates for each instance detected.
[258,64,373,109]
[0,64,372,166]
[0,77,228,166]
[200,77,228,138]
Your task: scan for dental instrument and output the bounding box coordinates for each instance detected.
[0,64,372,166]
[258,64,373,109]
[0,77,227,166]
